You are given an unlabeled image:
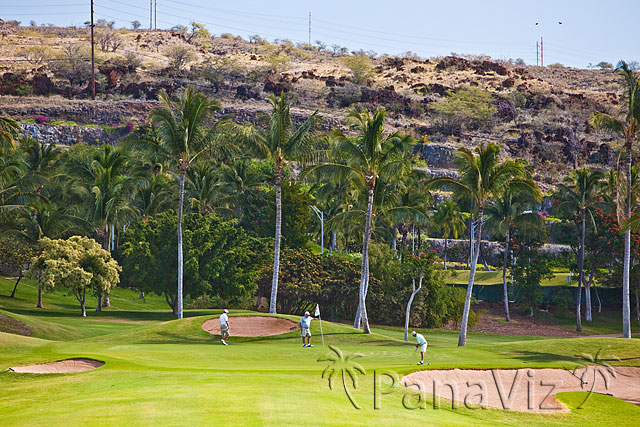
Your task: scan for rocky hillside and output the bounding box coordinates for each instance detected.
[0,22,626,187]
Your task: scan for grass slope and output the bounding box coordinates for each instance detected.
[1,279,639,425]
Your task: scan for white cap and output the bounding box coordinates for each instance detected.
[305,311,310,315]
[411,331,417,336]
[223,309,229,313]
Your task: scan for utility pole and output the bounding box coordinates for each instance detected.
[150,0,152,30]
[154,0,157,30]
[90,0,95,100]
[308,12,311,45]
[536,40,539,66]
[541,37,544,67]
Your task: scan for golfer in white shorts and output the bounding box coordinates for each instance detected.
[412,331,427,365]
[220,309,230,345]
[300,311,315,347]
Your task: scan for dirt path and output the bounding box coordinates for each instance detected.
[402,366,640,412]
[202,316,298,337]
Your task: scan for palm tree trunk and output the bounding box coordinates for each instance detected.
[330,231,336,254]
[10,273,22,298]
[404,276,422,341]
[576,209,585,332]
[354,185,374,334]
[81,288,86,317]
[177,170,186,319]
[269,169,282,314]
[458,211,483,347]
[503,230,510,322]
[391,225,397,250]
[622,144,632,338]
[480,241,491,271]
[101,225,111,308]
[443,239,448,270]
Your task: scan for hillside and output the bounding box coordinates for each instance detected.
[0,22,626,187]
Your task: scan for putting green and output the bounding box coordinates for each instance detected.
[1,278,639,426]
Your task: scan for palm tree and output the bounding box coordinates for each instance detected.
[139,88,221,319]
[308,108,413,333]
[431,200,466,270]
[590,61,640,339]
[0,117,20,155]
[226,92,319,314]
[185,161,235,217]
[485,184,543,321]
[428,144,531,346]
[554,168,604,331]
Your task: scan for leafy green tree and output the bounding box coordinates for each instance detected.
[142,88,221,319]
[428,143,532,346]
[30,236,120,316]
[511,233,553,317]
[485,183,543,321]
[120,211,264,314]
[0,237,36,298]
[554,169,604,330]
[308,108,413,333]
[431,200,466,270]
[590,61,640,338]
[225,92,319,314]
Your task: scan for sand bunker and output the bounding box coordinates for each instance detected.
[202,316,298,337]
[402,366,640,412]
[9,358,104,374]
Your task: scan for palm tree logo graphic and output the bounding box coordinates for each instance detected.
[318,345,366,409]
[570,347,619,409]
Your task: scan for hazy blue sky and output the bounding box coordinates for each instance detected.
[2,0,638,68]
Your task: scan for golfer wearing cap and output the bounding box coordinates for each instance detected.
[220,309,230,345]
[412,331,427,365]
[300,311,315,347]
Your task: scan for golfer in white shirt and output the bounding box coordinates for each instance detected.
[220,309,230,345]
[412,331,427,365]
[300,311,315,347]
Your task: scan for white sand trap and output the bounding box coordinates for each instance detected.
[402,366,640,412]
[9,358,104,374]
[202,316,298,337]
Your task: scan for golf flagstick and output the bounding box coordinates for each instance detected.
[315,304,324,347]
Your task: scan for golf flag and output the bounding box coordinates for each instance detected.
[315,304,324,346]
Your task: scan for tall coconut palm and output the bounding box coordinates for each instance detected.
[590,61,640,339]
[431,200,467,270]
[308,108,413,333]
[69,144,133,309]
[485,183,543,321]
[225,92,319,314]
[428,144,531,346]
[554,168,604,331]
[139,88,222,319]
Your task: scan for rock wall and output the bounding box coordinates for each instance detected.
[20,123,124,146]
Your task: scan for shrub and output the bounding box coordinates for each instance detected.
[164,45,196,73]
[431,87,496,135]
[342,53,374,85]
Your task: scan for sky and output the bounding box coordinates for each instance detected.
[2,0,638,68]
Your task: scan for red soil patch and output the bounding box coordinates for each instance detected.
[470,303,578,337]
[202,316,298,337]
[402,366,640,412]
[10,358,104,374]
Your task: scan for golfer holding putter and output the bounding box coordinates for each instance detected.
[411,331,427,365]
[220,309,230,345]
[300,311,315,347]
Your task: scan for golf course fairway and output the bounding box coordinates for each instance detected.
[1,278,639,426]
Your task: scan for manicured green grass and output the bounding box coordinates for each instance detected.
[444,270,579,286]
[1,278,639,426]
